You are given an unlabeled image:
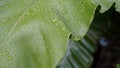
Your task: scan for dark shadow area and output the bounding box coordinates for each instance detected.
[91,3,120,68]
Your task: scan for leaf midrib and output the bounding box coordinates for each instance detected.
[0,0,38,49]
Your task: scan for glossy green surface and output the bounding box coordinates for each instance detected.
[0,0,119,68]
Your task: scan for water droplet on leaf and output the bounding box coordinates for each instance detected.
[73,13,76,17]
[7,56,13,60]
[62,10,66,14]
[26,13,30,16]
[5,51,9,55]
[52,19,57,23]
[67,17,71,21]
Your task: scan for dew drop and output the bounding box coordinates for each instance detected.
[5,51,9,55]
[62,28,65,30]
[38,1,41,3]
[26,13,30,16]
[7,56,13,60]
[55,23,59,26]
[33,8,36,11]
[62,10,66,14]
[52,19,57,23]
[65,34,67,37]
[37,5,40,8]
[73,13,76,17]
[67,17,71,21]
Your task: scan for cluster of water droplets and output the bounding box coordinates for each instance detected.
[0,50,13,61]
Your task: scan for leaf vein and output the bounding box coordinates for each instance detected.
[0,0,38,49]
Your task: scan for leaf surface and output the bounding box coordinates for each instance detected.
[0,0,119,68]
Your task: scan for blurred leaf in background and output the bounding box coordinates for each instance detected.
[118,64,120,68]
